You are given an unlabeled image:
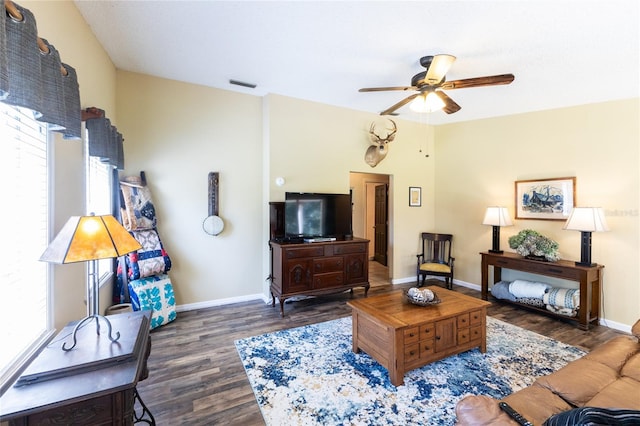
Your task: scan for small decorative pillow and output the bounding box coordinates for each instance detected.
[128,273,177,329]
[126,228,171,280]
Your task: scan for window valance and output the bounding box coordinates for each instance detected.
[1,1,124,168]
[1,0,80,139]
[85,107,125,170]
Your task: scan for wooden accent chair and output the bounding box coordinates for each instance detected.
[416,232,455,289]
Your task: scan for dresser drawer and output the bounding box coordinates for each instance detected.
[527,262,581,280]
[420,323,435,340]
[457,313,470,329]
[457,328,470,344]
[420,339,435,357]
[313,256,344,273]
[333,243,366,255]
[469,310,482,326]
[404,327,420,344]
[469,325,482,342]
[313,272,344,289]
[284,246,325,259]
[405,343,420,362]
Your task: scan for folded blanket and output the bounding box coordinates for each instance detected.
[128,273,177,329]
[126,228,171,280]
[543,288,580,309]
[509,279,552,299]
[120,179,157,231]
[491,281,516,301]
[515,297,546,308]
[545,304,578,317]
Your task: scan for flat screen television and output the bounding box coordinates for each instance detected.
[285,192,352,239]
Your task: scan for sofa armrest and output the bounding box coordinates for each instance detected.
[455,395,519,425]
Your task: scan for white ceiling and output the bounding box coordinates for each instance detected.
[74,0,639,125]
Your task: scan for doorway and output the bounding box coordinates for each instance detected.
[350,172,391,285]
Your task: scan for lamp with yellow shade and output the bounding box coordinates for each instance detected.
[39,214,142,351]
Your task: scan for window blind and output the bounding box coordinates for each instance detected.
[0,103,51,388]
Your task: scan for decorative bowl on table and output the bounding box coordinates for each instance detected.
[405,287,441,306]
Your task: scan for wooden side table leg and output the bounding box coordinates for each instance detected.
[578,276,589,330]
[481,256,489,300]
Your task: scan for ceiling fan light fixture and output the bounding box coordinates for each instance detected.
[410,92,445,113]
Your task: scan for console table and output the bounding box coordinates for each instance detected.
[269,238,370,316]
[480,251,603,330]
[0,310,154,425]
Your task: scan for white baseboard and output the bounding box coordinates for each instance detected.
[391,276,480,291]
[176,293,269,312]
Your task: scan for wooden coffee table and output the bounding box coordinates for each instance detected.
[347,287,491,386]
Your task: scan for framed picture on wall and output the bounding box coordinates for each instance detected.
[409,187,422,207]
[515,177,576,220]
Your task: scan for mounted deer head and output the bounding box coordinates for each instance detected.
[365,118,397,167]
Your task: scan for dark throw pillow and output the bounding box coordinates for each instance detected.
[543,407,640,426]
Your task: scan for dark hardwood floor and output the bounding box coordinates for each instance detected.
[136,261,625,425]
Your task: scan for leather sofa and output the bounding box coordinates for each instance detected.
[455,319,640,425]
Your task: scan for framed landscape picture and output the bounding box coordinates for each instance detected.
[515,177,576,220]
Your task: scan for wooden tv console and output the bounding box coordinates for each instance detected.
[269,238,370,316]
[480,251,603,330]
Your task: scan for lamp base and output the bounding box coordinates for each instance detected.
[488,249,504,254]
[62,314,121,351]
[575,261,596,267]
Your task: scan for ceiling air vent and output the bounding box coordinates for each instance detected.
[229,79,257,89]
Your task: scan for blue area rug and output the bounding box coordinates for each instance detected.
[235,316,585,425]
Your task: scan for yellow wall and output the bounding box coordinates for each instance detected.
[435,99,640,327]
[116,71,265,305]
[25,1,117,329]
[267,94,436,284]
[114,86,435,304]
[20,1,640,331]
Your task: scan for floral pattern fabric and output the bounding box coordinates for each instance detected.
[128,273,176,329]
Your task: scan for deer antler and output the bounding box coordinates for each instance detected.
[369,119,397,145]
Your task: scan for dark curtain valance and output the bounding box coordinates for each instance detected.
[85,108,125,170]
[0,2,9,99]
[1,0,81,139]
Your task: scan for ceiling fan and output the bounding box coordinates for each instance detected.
[359,54,515,115]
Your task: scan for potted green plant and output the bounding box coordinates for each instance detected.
[508,229,560,262]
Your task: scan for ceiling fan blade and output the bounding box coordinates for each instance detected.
[380,93,419,115]
[435,91,461,114]
[440,74,515,90]
[359,86,415,92]
[424,54,456,85]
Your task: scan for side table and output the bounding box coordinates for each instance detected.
[0,310,154,425]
